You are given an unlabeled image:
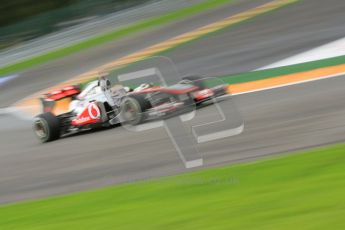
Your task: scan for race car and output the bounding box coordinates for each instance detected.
[33,75,228,143]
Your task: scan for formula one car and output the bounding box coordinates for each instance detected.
[33,75,228,142]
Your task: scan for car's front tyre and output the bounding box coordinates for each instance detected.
[120,95,150,126]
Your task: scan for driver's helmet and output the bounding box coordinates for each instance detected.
[98,71,111,91]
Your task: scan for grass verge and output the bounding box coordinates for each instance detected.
[221,55,345,84]
[1,143,345,229]
[0,0,233,76]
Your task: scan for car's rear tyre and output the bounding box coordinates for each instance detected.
[182,75,207,89]
[120,95,150,125]
[33,112,60,143]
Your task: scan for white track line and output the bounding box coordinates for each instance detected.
[258,37,345,70]
[0,74,19,86]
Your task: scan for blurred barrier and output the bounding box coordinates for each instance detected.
[0,0,206,68]
[0,0,152,48]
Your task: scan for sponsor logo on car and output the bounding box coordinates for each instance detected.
[88,103,101,119]
[72,103,101,125]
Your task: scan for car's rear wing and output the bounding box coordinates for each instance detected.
[41,85,81,114]
[44,85,80,101]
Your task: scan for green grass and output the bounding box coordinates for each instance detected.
[1,143,345,229]
[221,55,345,85]
[0,0,234,76]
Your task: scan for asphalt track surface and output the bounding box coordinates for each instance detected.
[1,0,345,203]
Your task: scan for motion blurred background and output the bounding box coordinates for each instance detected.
[1,0,151,49]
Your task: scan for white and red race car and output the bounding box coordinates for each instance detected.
[33,75,228,142]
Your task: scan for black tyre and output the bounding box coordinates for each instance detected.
[33,112,61,143]
[182,75,207,89]
[120,95,151,125]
